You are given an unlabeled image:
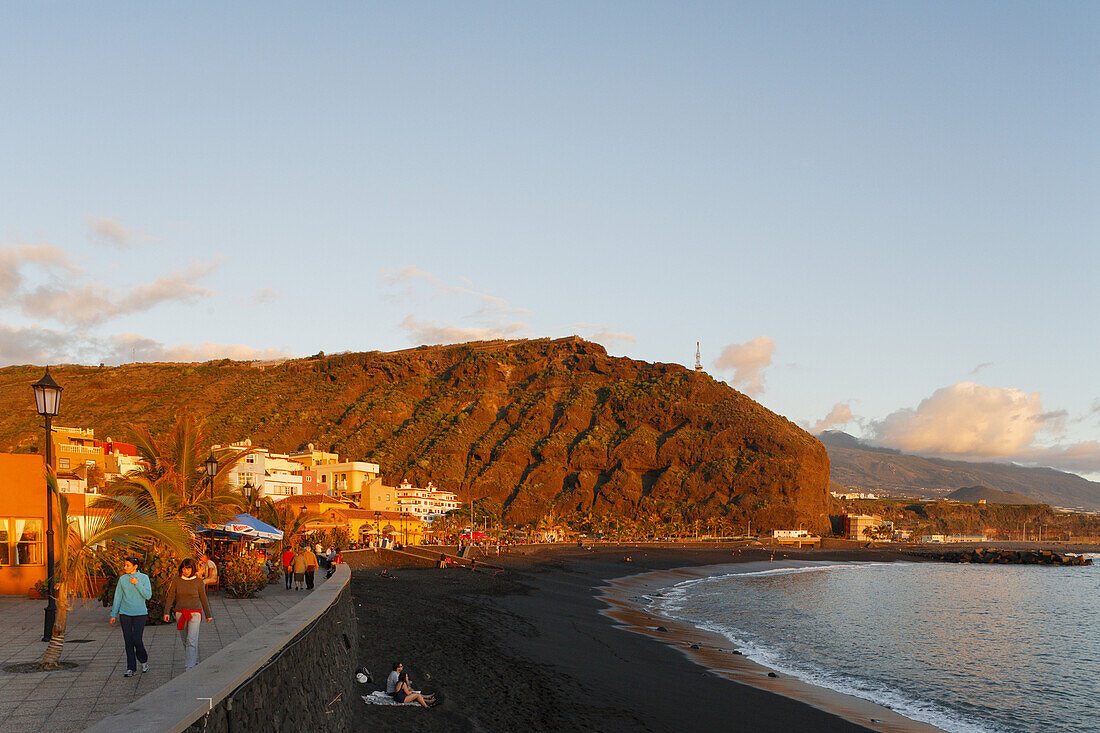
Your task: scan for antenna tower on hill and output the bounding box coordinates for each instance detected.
[695,342,702,371]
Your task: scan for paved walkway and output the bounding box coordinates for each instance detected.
[0,574,331,733]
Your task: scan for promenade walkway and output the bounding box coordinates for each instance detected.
[0,575,330,733]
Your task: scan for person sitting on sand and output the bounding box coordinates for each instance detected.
[386,662,403,694]
[393,671,434,707]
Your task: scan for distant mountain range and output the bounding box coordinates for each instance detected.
[820,431,1100,512]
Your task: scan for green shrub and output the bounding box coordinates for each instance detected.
[222,554,267,598]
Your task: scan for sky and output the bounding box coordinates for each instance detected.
[1,3,1098,477]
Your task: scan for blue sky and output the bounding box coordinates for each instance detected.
[1,3,1098,476]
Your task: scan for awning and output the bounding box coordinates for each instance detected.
[204,513,283,541]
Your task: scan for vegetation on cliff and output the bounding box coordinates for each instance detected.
[0,338,832,531]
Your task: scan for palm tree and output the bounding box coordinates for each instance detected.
[126,412,248,526]
[260,499,324,554]
[39,473,191,669]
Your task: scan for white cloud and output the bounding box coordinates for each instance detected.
[811,402,854,433]
[866,382,1100,474]
[871,382,1053,457]
[87,216,150,248]
[713,336,775,395]
[0,243,82,299]
[398,315,528,345]
[0,322,81,365]
[379,265,442,287]
[382,266,533,346]
[104,334,290,364]
[17,259,217,326]
[568,323,637,348]
[252,288,278,305]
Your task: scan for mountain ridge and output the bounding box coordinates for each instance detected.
[0,337,834,530]
[821,431,1100,511]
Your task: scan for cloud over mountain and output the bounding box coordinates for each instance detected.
[713,336,775,395]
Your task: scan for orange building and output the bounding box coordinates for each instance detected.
[0,454,49,595]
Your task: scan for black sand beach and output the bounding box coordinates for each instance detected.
[347,545,936,732]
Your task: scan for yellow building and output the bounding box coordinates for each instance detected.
[338,508,424,545]
[51,427,142,482]
[844,513,882,540]
[52,426,106,473]
[288,445,392,508]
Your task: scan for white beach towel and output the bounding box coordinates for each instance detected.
[362,691,421,706]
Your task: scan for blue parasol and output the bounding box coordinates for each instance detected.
[205,513,283,541]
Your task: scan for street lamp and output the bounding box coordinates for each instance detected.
[204,452,219,500]
[374,510,382,546]
[32,367,63,642]
[243,481,254,504]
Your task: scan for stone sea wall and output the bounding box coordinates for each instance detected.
[85,565,358,733]
[184,583,359,733]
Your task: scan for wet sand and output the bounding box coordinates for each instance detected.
[347,544,949,732]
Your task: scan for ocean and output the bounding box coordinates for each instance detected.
[650,558,1100,733]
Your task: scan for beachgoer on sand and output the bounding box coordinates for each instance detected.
[394,671,435,708]
[108,556,152,677]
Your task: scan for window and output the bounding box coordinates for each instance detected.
[0,519,7,565]
[58,458,70,470]
[11,519,44,566]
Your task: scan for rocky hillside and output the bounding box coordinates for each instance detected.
[946,485,1039,505]
[822,431,1100,512]
[0,338,832,530]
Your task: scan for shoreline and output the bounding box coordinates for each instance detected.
[598,559,945,733]
[349,543,943,732]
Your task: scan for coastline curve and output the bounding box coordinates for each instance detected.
[598,559,946,733]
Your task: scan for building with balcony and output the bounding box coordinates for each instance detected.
[289,445,389,507]
[214,440,308,499]
[844,513,883,540]
[51,427,140,491]
[395,480,461,521]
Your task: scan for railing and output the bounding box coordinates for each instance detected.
[57,444,102,455]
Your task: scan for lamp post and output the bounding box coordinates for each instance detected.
[204,452,219,500]
[374,510,382,546]
[32,367,63,643]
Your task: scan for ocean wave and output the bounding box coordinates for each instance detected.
[651,562,889,615]
[683,617,1004,733]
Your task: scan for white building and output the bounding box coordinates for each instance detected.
[772,529,811,539]
[214,440,305,499]
[395,480,461,521]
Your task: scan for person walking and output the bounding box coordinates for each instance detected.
[291,547,307,590]
[281,546,295,590]
[301,545,319,590]
[163,558,213,670]
[108,556,152,677]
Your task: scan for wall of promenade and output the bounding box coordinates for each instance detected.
[84,564,358,733]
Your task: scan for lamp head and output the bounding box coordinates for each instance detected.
[204,452,219,478]
[32,367,63,417]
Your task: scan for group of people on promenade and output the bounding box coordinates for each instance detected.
[107,555,215,677]
[278,545,342,590]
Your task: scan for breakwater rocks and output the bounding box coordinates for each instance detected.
[915,548,1092,566]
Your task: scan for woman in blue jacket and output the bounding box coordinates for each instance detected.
[109,556,153,677]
